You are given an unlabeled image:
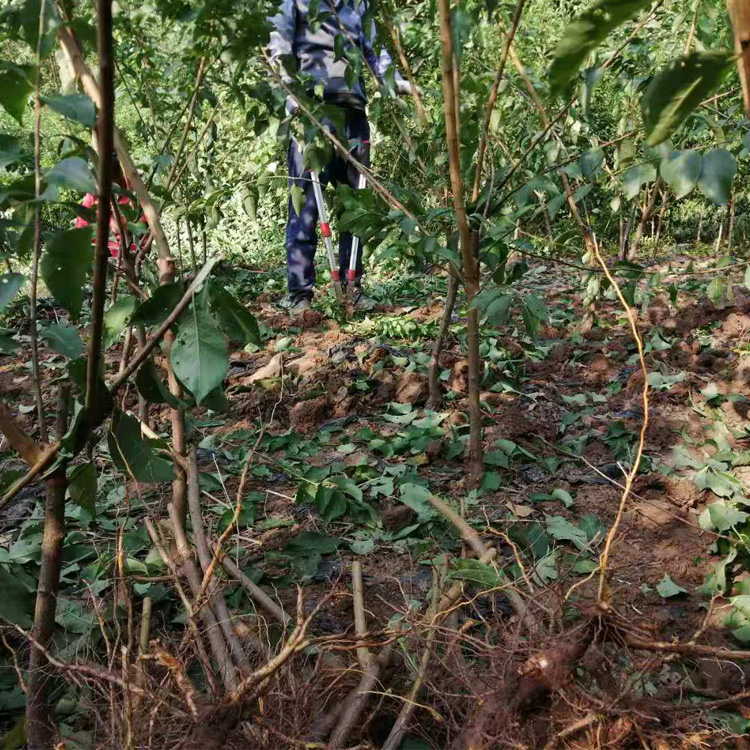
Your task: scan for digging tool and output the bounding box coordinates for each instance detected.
[347,140,370,300]
[310,169,345,304]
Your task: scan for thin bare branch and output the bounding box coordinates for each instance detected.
[471,0,528,203]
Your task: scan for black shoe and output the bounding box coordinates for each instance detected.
[281,292,313,315]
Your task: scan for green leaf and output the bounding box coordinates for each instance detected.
[579,147,604,179]
[573,558,598,574]
[486,294,512,325]
[545,515,588,550]
[699,548,736,596]
[573,183,593,203]
[580,65,604,116]
[551,488,574,508]
[523,294,548,321]
[713,469,747,497]
[10,0,61,57]
[698,149,736,205]
[41,93,96,126]
[646,371,686,391]
[731,595,750,621]
[448,558,503,589]
[239,184,257,220]
[201,386,230,413]
[290,184,305,215]
[642,51,734,146]
[660,150,701,199]
[0,273,24,309]
[350,538,374,555]
[398,483,437,521]
[130,283,184,328]
[400,739,431,750]
[284,532,341,556]
[0,331,19,353]
[315,488,348,523]
[483,450,509,468]
[561,393,587,408]
[0,567,34,626]
[622,163,656,200]
[170,290,228,405]
[40,227,93,321]
[107,412,174,483]
[534,551,558,584]
[0,133,23,168]
[549,0,652,95]
[450,6,471,62]
[656,573,686,598]
[103,296,136,347]
[699,501,747,531]
[40,321,84,359]
[135,360,180,407]
[479,472,501,493]
[220,504,255,530]
[46,157,97,194]
[207,282,261,346]
[522,294,547,338]
[0,63,35,125]
[0,716,27,750]
[67,463,97,518]
[579,514,604,541]
[706,276,725,305]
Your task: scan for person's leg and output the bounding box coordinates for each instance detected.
[286,138,317,299]
[337,110,370,285]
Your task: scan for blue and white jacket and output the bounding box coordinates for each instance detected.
[268,0,396,109]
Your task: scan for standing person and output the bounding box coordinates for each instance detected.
[269,0,412,314]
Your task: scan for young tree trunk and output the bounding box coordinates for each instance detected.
[654,196,669,245]
[620,205,636,260]
[727,0,750,118]
[26,386,69,750]
[541,199,554,247]
[627,180,660,261]
[30,0,48,444]
[201,220,208,265]
[506,47,598,329]
[427,274,458,409]
[465,232,483,483]
[85,0,115,420]
[728,192,736,251]
[438,0,483,484]
[715,212,725,256]
[696,207,704,245]
[134,325,149,424]
[157,257,188,526]
[470,0,527,202]
[186,218,198,273]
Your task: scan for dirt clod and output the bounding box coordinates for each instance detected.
[289,395,329,432]
[395,371,429,405]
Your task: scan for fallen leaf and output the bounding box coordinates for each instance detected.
[247,353,283,383]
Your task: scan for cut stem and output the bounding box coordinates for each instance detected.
[26,384,69,750]
[427,274,458,409]
[85,0,115,421]
[186,448,251,672]
[31,2,48,444]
